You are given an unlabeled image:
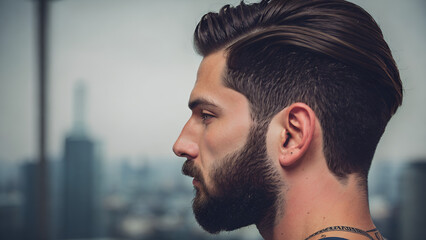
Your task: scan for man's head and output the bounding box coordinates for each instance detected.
[173,0,402,235]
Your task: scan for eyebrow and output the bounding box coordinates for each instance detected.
[188,98,220,111]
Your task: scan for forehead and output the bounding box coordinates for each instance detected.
[192,50,227,95]
[189,50,250,115]
[189,50,229,106]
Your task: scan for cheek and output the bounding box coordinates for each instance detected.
[265,115,287,177]
[202,120,250,161]
[266,121,281,162]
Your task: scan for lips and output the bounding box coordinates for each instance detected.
[192,178,201,186]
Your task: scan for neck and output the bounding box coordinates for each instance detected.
[257,170,376,240]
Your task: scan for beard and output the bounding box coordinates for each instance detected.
[181,121,283,234]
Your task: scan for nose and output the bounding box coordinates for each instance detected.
[173,121,199,159]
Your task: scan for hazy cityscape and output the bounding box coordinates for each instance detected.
[0,123,425,239]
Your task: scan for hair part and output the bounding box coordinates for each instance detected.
[194,0,403,180]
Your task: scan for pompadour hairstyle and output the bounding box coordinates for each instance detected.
[193,0,403,179]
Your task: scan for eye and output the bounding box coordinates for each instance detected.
[201,110,215,124]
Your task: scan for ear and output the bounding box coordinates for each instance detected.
[278,103,316,167]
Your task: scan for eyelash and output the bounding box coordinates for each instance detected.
[201,111,215,123]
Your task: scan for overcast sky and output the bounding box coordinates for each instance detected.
[0,0,425,164]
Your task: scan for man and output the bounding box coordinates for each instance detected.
[173,0,402,239]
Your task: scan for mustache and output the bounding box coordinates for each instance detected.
[182,160,203,181]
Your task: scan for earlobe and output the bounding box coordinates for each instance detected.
[278,103,316,167]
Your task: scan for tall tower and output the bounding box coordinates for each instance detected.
[72,81,88,136]
[61,81,97,239]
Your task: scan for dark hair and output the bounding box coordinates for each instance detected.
[193,0,403,179]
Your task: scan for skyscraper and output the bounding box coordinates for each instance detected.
[21,162,38,240]
[61,81,98,239]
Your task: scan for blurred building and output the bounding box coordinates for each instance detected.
[18,159,61,240]
[0,181,22,240]
[368,161,402,239]
[21,162,38,240]
[399,160,426,240]
[61,134,96,238]
[60,82,101,239]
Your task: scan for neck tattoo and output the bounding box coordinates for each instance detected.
[304,225,383,240]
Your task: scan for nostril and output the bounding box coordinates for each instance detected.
[173,143,187,158]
